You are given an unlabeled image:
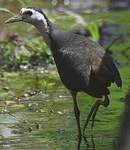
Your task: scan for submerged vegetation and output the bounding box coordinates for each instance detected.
[0,0,130,149]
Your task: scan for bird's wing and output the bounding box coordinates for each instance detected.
[58,39,95,86]
[59,36,122,88]
[84,38,122,88]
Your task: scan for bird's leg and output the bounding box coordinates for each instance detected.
[91,95,109,128]
[83,102,97,133]
[83,100,101,137]
[91,100,104,128]
[71,91,82,150]
[83,95,110,135]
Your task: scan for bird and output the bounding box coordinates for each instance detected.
[5,7,122,149]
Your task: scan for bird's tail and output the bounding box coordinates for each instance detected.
[108,60,122,88]
[104,54,122,88]
[113,65,122,88]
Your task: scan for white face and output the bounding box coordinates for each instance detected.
[20,8,48,30]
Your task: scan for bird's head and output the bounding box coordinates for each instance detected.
[5,7,50,32]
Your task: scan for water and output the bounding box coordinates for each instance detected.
[0,68,128,150]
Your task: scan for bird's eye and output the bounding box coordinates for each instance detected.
[25,11,32,16]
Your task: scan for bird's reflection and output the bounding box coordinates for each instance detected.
[84,133,96,150]
[77,132,96,150]
[91,134,96,150]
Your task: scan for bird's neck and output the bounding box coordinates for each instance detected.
[34,20,65,52]
[34,21,55,47]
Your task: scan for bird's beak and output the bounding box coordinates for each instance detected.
[5,14,22,24]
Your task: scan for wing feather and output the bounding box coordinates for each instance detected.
[56,33,122,89]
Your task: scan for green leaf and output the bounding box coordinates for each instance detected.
[88,22,100,42]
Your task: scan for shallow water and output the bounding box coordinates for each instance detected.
[0,67,128,150]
